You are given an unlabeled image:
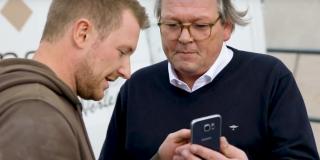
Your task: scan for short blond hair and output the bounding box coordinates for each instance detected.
[42,0,149,42]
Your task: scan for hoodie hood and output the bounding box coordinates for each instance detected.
[0,58,81,110]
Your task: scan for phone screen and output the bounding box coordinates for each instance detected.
[191,114,221,151]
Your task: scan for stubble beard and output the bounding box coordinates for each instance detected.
[75,59,103,101]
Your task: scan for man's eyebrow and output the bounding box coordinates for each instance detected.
[162,14,212,21]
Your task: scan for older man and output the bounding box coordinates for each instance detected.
[100,0,319,159]
[0,0,148,159]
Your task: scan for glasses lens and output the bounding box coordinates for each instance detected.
[159,23,181,40]
[159,17,220,41]
[160,24,211,41]
[190,24,211,40]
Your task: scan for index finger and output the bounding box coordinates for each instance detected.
[168,129,191,143]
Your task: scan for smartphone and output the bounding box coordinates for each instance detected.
[191,114,221,151]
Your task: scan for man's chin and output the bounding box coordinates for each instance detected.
[79,92,104,101]
[175,64,198,73]
[92,93,104,101]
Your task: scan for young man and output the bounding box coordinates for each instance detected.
[100,0,319,159]
[0,0,148,159]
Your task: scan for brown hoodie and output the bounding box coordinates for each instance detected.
[0,58,95,160]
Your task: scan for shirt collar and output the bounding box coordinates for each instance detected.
[168,43,233,92]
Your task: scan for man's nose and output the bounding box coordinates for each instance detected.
[178,27,194,43]
[118,56,131,79]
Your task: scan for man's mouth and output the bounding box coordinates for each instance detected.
[175,50,198,54]
[177,51,196,54]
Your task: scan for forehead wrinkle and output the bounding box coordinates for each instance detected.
[162,8,215,22]
[165,0,215,8]
[161,0,218,21]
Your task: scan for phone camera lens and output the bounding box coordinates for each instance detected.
[204,124,211,132]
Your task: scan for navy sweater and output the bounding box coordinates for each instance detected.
[99,47,319,160]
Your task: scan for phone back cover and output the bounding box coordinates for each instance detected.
[191,115,221,151]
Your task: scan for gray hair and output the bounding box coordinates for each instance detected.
[154,0,248,32]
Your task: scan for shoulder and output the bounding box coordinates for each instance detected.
[229,46,281,64]
[0,83,78,133]
[131,60,168,79]
[0,83,76,132]
[1,99,72,129]
[228,46,291,76]
[118,60,169,94]
[125,60,168,85]
[0,99,80,159]
[1,83,68,106]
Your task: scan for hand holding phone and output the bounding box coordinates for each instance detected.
[190,114,221,151]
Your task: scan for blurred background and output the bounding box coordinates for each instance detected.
[264,0,320,153]
[1,0,319,157]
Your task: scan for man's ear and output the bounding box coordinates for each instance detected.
[223,21,233,41]
[73,19,94,48]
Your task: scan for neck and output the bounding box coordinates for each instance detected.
[176,71,202,89]
[33,41,77,93]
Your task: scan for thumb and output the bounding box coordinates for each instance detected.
[220,137,248,160]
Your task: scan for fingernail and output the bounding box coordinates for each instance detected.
[220,137,228,149]
[221,136,227,143]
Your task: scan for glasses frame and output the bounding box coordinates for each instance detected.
[157,15,221,41]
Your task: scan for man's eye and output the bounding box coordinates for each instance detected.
[119,50,126,56]
[192,24,209,30]
[165,23,180,28]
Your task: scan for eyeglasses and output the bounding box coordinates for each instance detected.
[157,15,221,41]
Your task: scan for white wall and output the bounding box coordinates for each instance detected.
[0,0,50,58]
[0,0,265,157]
